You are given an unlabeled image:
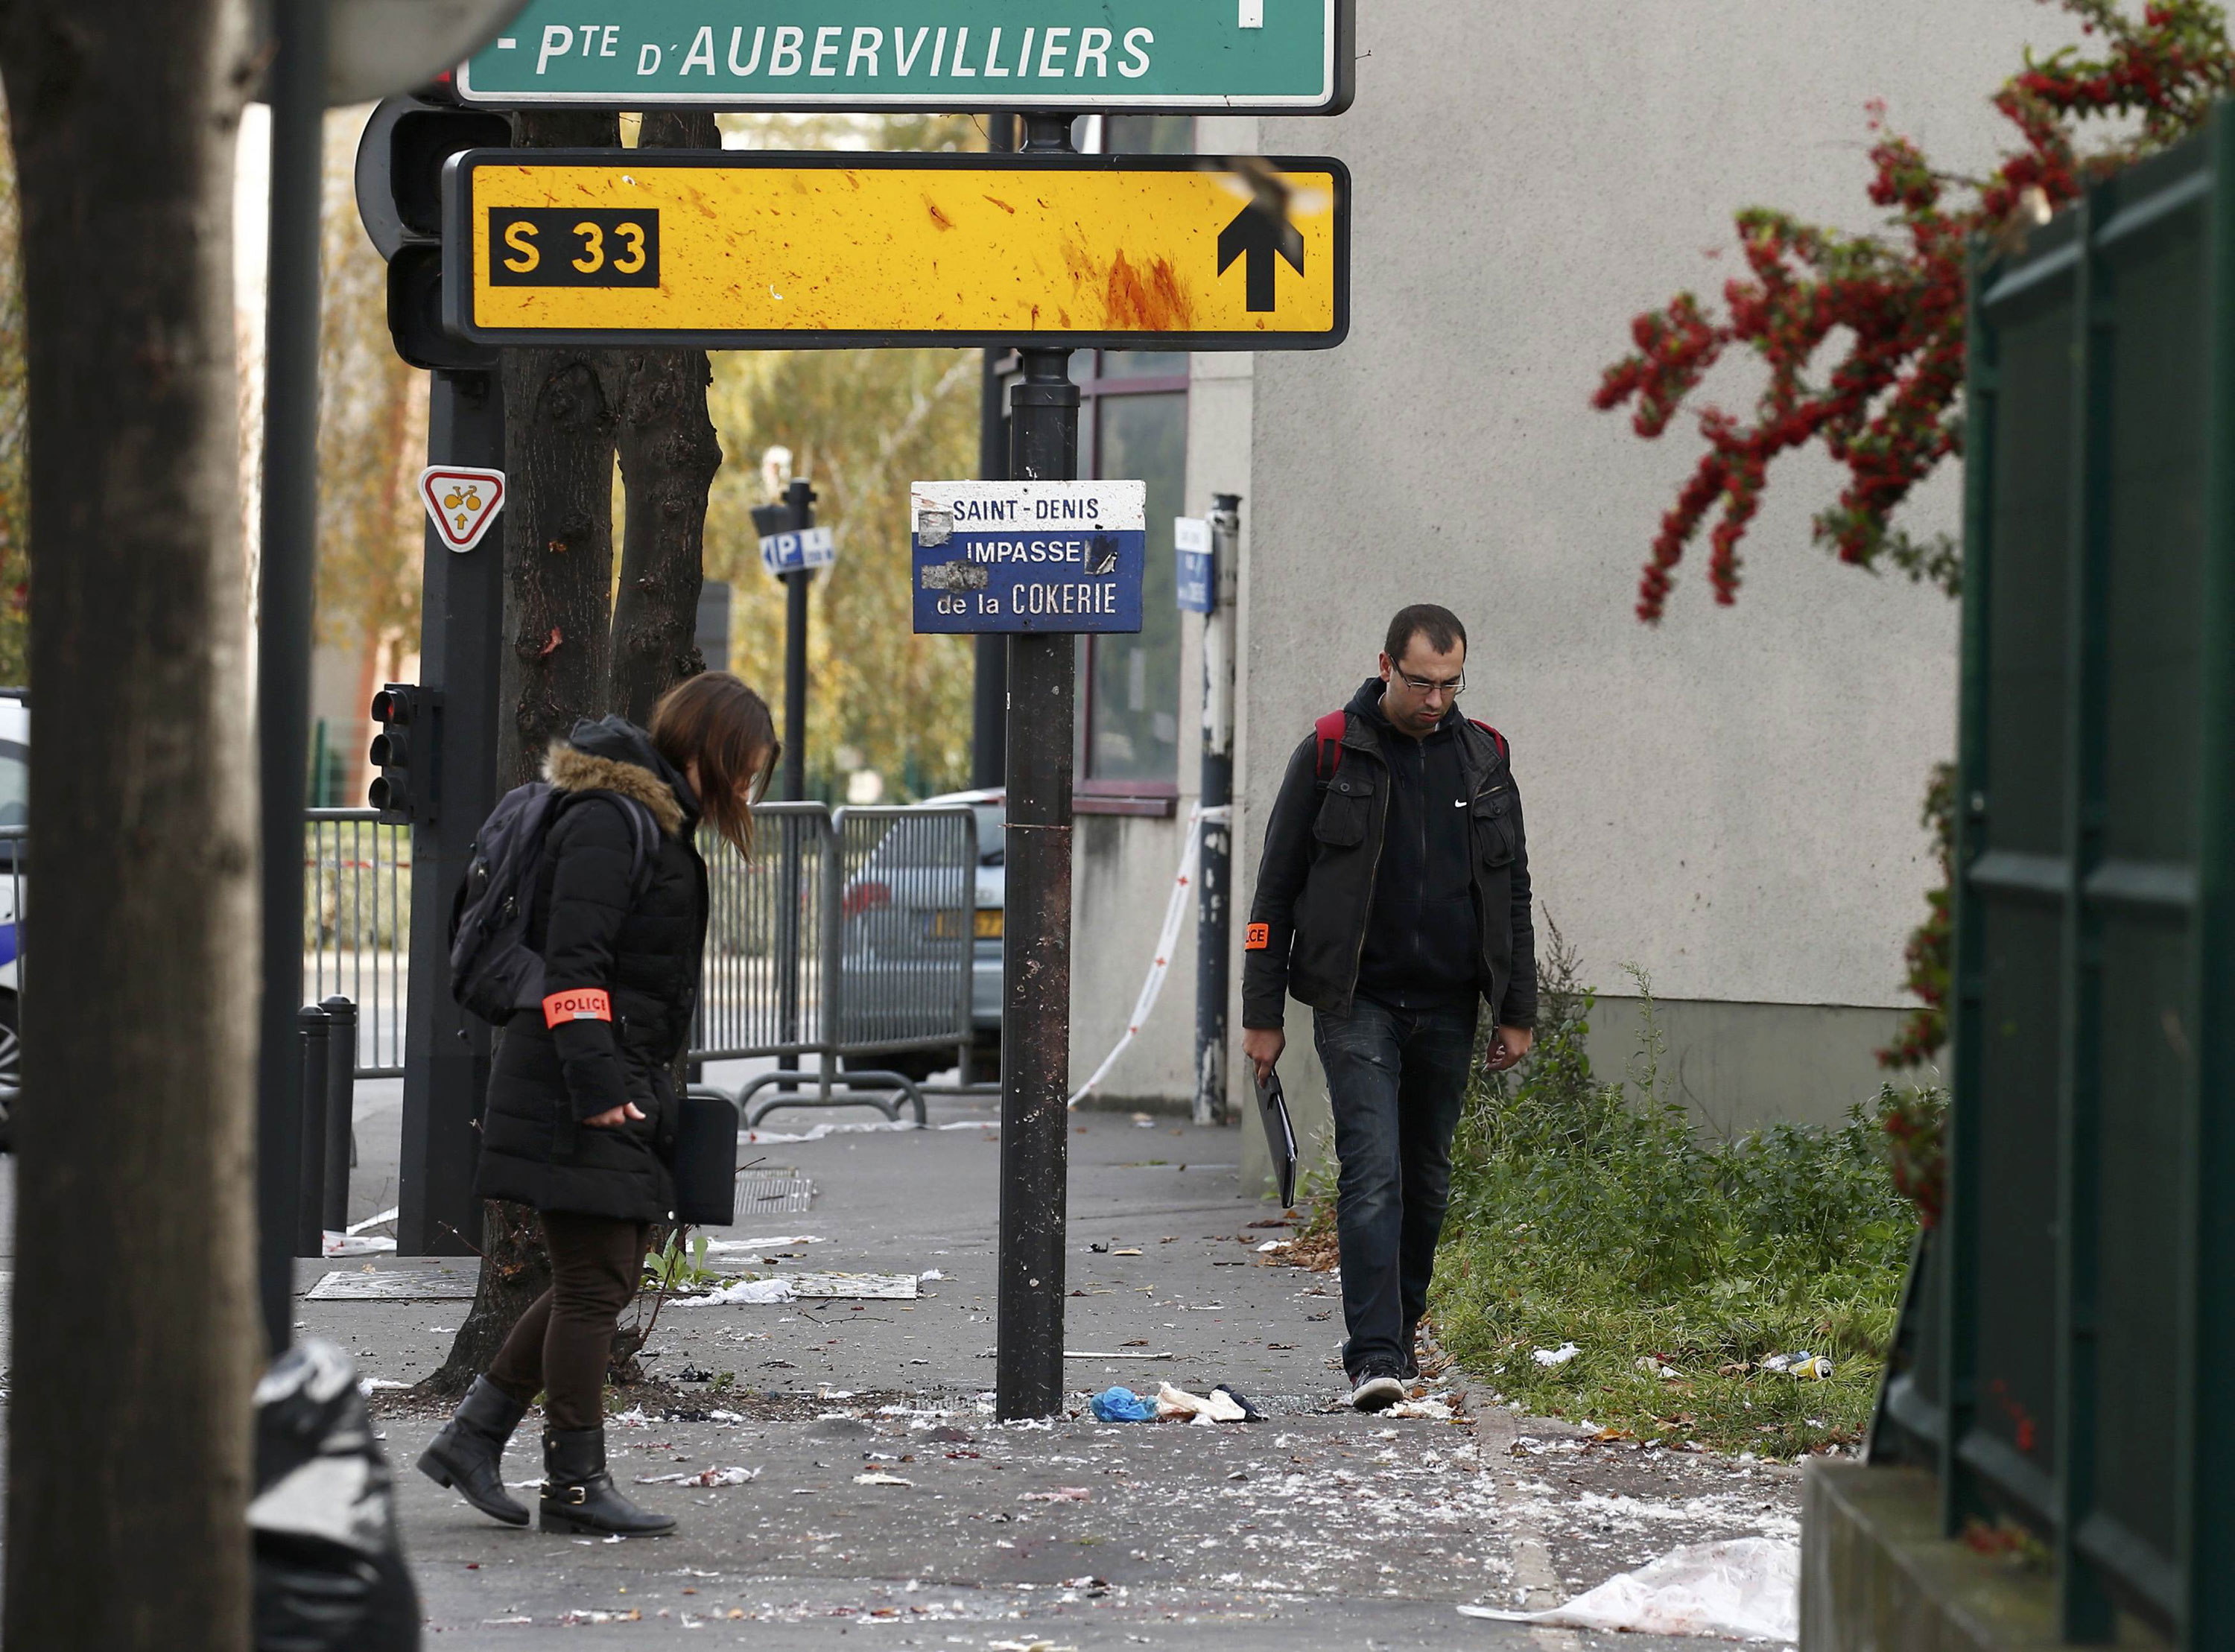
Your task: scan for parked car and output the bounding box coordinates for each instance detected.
[0,687,28,1148]
[837,789,1004,1083]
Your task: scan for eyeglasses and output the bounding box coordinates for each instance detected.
[1395,670,1465,698]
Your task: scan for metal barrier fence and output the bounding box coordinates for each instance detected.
[706,802,977,1127]
[302,809,409,1076]
[1871,115,2235,1647]
[4,802,971,1132]
[694,803,831,1063]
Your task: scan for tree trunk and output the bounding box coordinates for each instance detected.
[425,108,623,1397]
[0,2,260,1646]
[609,111,723,725]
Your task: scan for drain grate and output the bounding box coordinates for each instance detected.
[735,1176,815,1213]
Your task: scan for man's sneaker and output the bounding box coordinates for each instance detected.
[1348,1364,1407,1413]
[1400,1322,1421,1382]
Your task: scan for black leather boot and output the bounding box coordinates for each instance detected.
[539,1426,676,1537]
[416,1376,530,1527]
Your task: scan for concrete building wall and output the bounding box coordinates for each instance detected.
[1080,7,2078,1166]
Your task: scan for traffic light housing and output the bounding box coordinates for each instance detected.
[355,93,508,370]
[367,683,437,822]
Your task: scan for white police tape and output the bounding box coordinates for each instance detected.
[1067,804,1232,1109]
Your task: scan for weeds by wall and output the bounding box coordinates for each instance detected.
[1427,935,1936,1457]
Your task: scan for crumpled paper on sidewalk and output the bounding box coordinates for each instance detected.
[676,1276,796,1305]
[1459,1537,1797,1641]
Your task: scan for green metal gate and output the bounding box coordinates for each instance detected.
[1875,110,2235,1645]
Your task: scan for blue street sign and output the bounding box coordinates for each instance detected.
[1175,515,1213,613]
[910,480,1145,635]
[760,524,836,577]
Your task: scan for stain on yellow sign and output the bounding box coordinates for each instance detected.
[444,150,1347,349]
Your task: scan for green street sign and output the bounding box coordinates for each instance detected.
[454,0,1353,113]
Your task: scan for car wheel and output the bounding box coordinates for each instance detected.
[0,990,19,1152]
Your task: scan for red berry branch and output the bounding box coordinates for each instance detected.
[1595,0,2235,623]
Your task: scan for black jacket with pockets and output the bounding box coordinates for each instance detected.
[473,717,709,1224]
[1243,680,1538,1031]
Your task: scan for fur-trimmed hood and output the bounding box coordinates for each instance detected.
[543,717,694,838]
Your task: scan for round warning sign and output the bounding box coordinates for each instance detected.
[419,466,506,553]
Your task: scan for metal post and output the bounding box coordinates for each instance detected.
[320,994,357,1232]
[997,123,1080,1418]
[782,478,814,803]
[295,1005,331,1257]
[256,0,332,1351]
[782,482,815,1081]
[972,113,1015,795]
[396,368,505,1256]
[1193,494,1241,1126]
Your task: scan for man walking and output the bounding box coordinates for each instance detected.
[1242,605,1537,1412]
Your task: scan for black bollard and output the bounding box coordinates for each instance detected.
[294,1005,330,1259]
[320,995,356,1234]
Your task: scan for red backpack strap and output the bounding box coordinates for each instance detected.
[1468,719,1509,761]
[1313,710,1348,781]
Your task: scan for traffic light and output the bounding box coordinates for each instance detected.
[355,92,509,370]
[367,683,437,822]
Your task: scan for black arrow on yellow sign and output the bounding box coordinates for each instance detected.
[1217,196,1306,313]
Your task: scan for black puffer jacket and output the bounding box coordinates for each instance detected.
[1243,681,1537,1031]
[474,718,709,1224]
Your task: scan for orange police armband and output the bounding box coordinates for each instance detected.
[1245,922,1271,951]
[542,987,613,1028]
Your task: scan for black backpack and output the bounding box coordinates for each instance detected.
[448,783,659,1025]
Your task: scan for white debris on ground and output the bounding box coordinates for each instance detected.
[1532,1341,1581,1367]
[739,1119,998,1143]
[634,1465,759,1487]
[1461,1534,1799,1639]
[323,1233,397,1257]
[675,1276,797,1305]
[700,1235,825,1253]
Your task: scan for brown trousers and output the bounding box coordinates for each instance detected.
[486,1210,649,1432]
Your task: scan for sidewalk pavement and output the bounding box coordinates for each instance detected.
[300,1085,1802,1648]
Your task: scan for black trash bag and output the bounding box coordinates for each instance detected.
[251,1338,420,1652]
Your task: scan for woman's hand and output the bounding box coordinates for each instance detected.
[583,1102,647,1128]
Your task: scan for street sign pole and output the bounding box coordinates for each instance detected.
[1193,495,1241,1128]
[998,112,1083,1420]
[256,0,330,1354]
[998,338,1081,1420]
[396,367,507,1257]
[783,478,814,805]
[753,482,818,1090]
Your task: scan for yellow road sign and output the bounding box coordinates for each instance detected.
[441,150,1347,349]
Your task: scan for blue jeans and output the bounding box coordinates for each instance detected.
[1313,997,1478,1378]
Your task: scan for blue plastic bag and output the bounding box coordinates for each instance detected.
[1090,1385,1156,1423]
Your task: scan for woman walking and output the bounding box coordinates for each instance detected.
[418,672,777,1535]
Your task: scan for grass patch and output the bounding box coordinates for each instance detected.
[1421,936,1934,1459]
